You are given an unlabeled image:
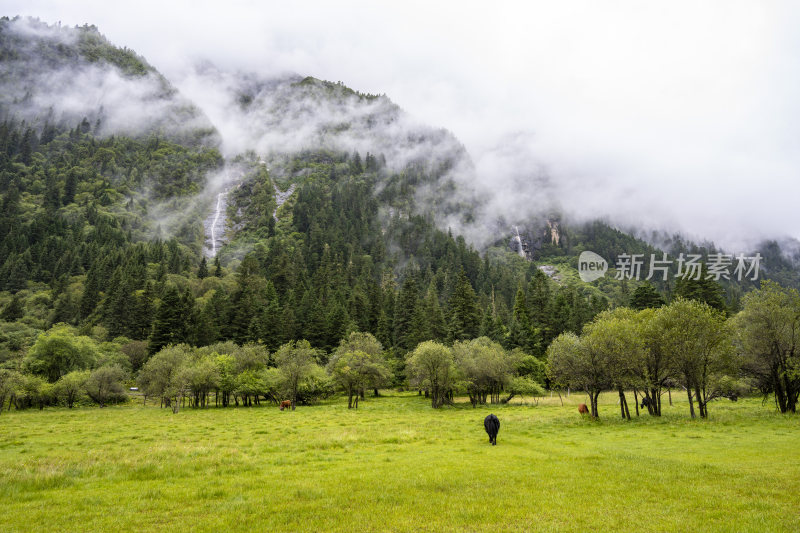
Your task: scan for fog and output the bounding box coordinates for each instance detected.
[5,1,800,250]
[0,18,216,143]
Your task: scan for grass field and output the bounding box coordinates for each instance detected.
[1,391,798,532]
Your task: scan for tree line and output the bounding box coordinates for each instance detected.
[0,328,542,413]
[1,281,797,417]
[547,281,800,418]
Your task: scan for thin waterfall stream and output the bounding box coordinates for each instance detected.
[203,168,237,258]
[205,189,229,258]
[513,226,526,258]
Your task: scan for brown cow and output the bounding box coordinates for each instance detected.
[279,400,292,411]
[578,403,590,415]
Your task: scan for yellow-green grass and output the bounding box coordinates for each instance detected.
[1,392,798,532]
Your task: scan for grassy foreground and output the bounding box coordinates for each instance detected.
[1,392,798,532]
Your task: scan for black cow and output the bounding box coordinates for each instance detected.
[640,397,652,409]
[484,414,500,445]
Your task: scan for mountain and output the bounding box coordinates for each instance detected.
[178,64,479,230]
[0,16,218,145]
[0,16,797,374]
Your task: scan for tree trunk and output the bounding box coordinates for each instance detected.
[618,388,626,419]
[668,387,672,406]
[687,386,695,418]
[619,388,630,420]
[633,389,640,417]
[772,365,788,413]
[780,369,798,413]
[695,384,706,418]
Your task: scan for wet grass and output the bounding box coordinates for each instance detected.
[0,392,798,532]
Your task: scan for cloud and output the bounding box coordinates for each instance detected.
[5,1,800,250]
[0,17,215,142]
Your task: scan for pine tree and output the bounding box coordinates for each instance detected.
[351,151,363,174]
[479,290,504,344]
[63,170,78,205]
[148,285,185,354]
[303,297,328,349]
[104,269,134,338]
[280,301,299,345]
[255,293,282,350]
[673,264,727,313]
[1,294,24,321]
[509,287,534,351]
[423,282,448,342]
[630,282,665,310]
[394,275,418,351]
[5,254,29,293]
[197,257,209,279]
[527,269,552,345]
[325,301,350,352]
[130,282,155,340]
[409,297,429,347]
[44,171,61,210]
[448,269,481,342]
[79,264,101,319]
[19,128,33,165]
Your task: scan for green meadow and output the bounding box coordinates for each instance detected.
[1,392,798,532]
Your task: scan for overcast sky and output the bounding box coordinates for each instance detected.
[6,1,800,250]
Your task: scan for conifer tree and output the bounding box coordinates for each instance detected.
[394,275,418,351]
[630,282,665,310]
[1,294,24,321]
[673,264,726,313]
[509,287,534,351]
[449,269,480,342]
[148,285,185,354]
[197,257,209,279]
[79,264,101,319]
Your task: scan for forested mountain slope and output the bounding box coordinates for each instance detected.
[0,16,795,380]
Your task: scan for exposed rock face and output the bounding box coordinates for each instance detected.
[273,183,296,221]
[538,265,560,281]
[507,217,561,260]
[547,220,560,246]
[510,226,529,259]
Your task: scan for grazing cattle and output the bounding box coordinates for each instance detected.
[640,397,652,409]
[279,400,292,411]
[484,414,500,445]
[578,403,590,415]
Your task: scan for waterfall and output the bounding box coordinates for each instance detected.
[514,226,525,258]
[204,187,229,258]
